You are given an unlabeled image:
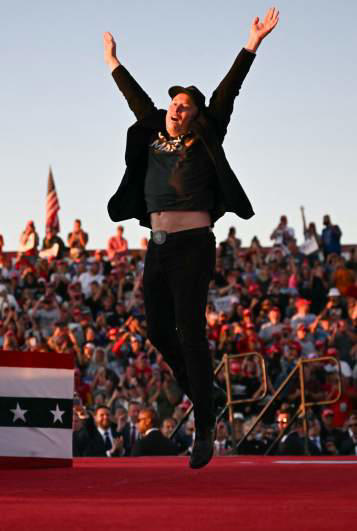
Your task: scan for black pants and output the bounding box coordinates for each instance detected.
[143,227,216,435]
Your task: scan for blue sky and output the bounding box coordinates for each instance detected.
[1,0,356,250]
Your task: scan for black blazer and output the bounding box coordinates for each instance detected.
[278,431,322,456]
[131,429,179,457]
[76,420,119,457]
[118,422,138,457]
[107,48,256,228]
[340,434,357,456]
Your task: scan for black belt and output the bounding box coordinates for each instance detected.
[150,227,210,245]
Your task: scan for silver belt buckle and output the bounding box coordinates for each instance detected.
[152,230,167,245]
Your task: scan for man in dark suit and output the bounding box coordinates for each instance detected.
[103,7,279,469]
[279,418,321,456]
[320,408,346,453]
[340,413,357,456]
[117,401,141,456]
[131,408,179,457]
[77,405,123,457]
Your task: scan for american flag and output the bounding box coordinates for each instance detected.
[46,167,60,232]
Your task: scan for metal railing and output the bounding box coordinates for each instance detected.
[170,351,268,441]
[234,356,342,455]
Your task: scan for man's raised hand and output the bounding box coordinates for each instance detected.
[103,32,120,71]
[246,7,279,52]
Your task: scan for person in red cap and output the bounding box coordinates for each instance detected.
[291,298,316,330]
[320,407,346,452]
[103,8,279,469]
[259,306,284,346]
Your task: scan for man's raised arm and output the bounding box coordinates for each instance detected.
[103,32,156,121]
[208,7,279,140]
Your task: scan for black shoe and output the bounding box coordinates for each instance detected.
[213,382,227,416]
[189,427,215,469]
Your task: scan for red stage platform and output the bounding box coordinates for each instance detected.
[1,456,357,531]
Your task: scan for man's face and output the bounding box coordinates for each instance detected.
[297,327,307,339]
[90,262,99,275]
[95,407,111,430]
[277,413,289,431]
[216,421,228,441]
[74,220,81,232]
[165,93,198,137]
[323,215,330,226]
[269,309,280,323]
[161,419,176,438]
[322,413,334,428]
[184,420,195,436]
[329,296,339,308]
[297,303,309,315]
[115,408,127,425]
[128,404,140,423]
[136,410,153,435]
[83,346,94,361]
[262,300,271,313]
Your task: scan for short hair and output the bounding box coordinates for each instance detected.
[115,406,128,415]
[140,407,159,428]
[128,400,140,408]
[94,404,110,415]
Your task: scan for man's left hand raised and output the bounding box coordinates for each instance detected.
[246,7,280,52]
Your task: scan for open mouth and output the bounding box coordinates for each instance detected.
[171,116,179,122]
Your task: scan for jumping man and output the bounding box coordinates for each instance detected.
[104,7,279,468]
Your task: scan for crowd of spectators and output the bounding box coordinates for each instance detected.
[1,213,357,457]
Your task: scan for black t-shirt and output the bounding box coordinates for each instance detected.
[144,132,215,214]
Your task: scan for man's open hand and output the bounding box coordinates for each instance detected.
[251,7,279,41]
[246,7,279,52]
[103,32,120,71]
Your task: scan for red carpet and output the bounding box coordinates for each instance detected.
[1,456,357,531]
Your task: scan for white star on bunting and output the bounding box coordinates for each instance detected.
[50,403,65,424]
[10,402,28,422]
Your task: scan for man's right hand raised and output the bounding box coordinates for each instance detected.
[103,32,120,72]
